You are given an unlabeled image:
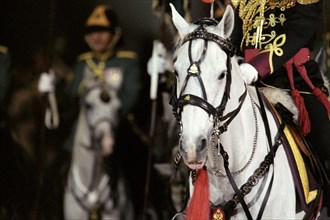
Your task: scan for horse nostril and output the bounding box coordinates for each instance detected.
[197,138,207,153]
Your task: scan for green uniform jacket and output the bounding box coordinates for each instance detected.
[65,50,142,119]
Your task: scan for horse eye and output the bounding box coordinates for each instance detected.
[218,71,227,79]
[85,102,92,110]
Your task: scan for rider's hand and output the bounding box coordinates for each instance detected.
[239,63,259,85]
[147,40,171,76]
[38,69,56,93]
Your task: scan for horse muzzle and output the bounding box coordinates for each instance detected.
[179,136,208,170]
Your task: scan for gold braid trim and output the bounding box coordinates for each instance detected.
[86,59,106,81]
[297,0,320,4]
[238,0,297,50]
[267,0,296,9]
[238,0,267,50]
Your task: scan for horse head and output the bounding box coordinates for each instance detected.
[77,69,121,157]
[170,4,244,170]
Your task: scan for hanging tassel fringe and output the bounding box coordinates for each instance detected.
[291,89,311,135]
[186,168,210,220]
[313,87,330,118]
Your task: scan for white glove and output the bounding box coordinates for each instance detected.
[239,63,259,85]
[148,40,173,100]
[38,70,55,93]
[147,40,171,76]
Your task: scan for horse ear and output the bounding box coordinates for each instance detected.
[170,3,190,38]
[215,5,235,38]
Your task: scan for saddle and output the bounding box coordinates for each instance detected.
[268,101,324,216]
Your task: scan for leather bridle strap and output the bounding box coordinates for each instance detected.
[217,88,247,133]
[219,141,253,220]
[179,39,208,100]
[255,86,279,220]
[177,94,218,117]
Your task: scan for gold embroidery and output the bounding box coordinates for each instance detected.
[238,0,267,49]
[297,0,320,4]
[260,30,278,47]
[239,0,291,49]
[265,13,286,28]
[245,32,257,47]
[244,28,279,49]
[267,0,296,10]
[86,59,106,81]
[259,34,286,73]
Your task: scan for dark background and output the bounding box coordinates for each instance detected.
[0,0,212,69]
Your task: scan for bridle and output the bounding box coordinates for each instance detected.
[170,18,246,137]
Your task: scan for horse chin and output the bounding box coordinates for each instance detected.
[186,159,206,170]
[181,145,208,170]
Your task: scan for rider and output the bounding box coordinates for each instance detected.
[230,0,330,211]
[67,4,141,122]
[39,4,142,152]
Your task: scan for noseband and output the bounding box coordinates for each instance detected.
[170,18,246,133]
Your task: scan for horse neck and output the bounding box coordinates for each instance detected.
[206,74,269,194]
[71,109,105,188]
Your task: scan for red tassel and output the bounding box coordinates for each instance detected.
[186,168,210,220]
[291,89,311,135]
[201,0,214,3]
[313,87,330,118]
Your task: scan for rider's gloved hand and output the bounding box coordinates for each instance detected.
[239,63,259,85]
[147,40,172,76]
[38,69,56,93]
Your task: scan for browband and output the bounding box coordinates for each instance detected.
[182,19,236,57]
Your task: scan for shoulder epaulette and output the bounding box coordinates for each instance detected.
[297,0,320,4]
[0,45,8,54]
[116,50,137,59]
[77,52,93,61]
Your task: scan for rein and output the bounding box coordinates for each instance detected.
[211,87,285,220]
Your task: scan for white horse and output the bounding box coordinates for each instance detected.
[169,4,322,220]
[63,71,133,220]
